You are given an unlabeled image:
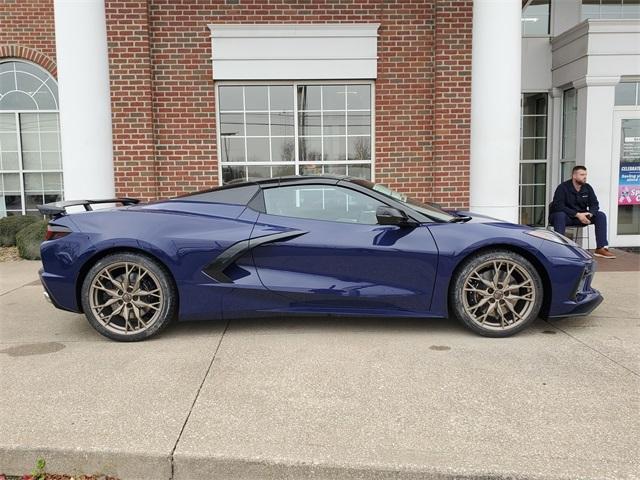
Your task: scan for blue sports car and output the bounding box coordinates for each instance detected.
[37,175,602,341]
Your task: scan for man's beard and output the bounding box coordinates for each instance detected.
[574,177,586,185]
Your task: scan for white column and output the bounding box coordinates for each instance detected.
[573,76,619,247]
[470,0,522,223]
[54,0,115,201]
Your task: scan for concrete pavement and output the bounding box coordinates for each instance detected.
[0,259,638,480]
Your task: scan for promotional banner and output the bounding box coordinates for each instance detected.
[619,134,640,206]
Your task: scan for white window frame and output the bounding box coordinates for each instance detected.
[519,92,551,227]
[0,59,63,216]
[215,80,376,186]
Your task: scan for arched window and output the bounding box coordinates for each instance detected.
[0,60,63,216]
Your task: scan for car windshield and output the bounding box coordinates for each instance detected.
[350,179,457,222]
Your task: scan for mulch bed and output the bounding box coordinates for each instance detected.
[0,246,20,262]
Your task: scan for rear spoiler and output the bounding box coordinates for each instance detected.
[37,198,140,217]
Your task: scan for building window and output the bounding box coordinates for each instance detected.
[581,0,640,20]
[561,88,578,181]
[217,83,373,185]
[0,60,63,217]
[522,0,551,35]
[519,93,548,227]
[615,81,640,106]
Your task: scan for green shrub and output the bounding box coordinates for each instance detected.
[16,219,47,260]
[0,215,39,247]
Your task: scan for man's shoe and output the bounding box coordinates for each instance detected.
[593,248,616,259]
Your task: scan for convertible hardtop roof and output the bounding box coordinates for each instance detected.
[169,175,372,206]
[225,174,358,188]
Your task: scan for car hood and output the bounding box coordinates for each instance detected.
[451,210,535,230]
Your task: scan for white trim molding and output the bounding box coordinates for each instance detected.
[208,24,380,80]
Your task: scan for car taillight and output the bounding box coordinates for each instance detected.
[45,224,72,241]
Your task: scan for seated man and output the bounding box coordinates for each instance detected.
[549,165,615,259]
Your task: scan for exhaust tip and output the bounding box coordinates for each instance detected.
[43,291,52,304]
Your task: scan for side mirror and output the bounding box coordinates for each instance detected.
[376,206,416,227]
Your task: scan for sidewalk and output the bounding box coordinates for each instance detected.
[1,257,638,480]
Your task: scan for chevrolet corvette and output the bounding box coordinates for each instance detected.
[37,175,602,341]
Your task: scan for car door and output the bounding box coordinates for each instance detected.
[249,183,440,315]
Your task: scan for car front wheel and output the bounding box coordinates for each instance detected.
[81,252,177,341]
[450,250,543,337]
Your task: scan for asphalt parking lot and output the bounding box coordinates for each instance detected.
[1,256,639,480]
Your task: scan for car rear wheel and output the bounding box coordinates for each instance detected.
[450,250,543,337]
[81,252,177,341]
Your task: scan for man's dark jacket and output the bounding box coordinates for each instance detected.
[549,180,600,219]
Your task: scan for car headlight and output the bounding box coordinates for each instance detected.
[524,228,579,247]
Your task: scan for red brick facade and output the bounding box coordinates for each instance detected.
[1,0,472,208]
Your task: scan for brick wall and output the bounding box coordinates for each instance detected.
[0,0,57,76]
[106,0,472,206]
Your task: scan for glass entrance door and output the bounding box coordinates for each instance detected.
[610,112,640,247]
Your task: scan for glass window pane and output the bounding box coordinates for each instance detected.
[246,138,270,162]
[0,113,16,131]
[299,137,322,161]
[43,193,62,204]
[2,173,20,192]
[522,0,550,35]
[323,113,346,135]
[615,82,637,106]
[601,0,623,18]
[0,70,16,94]
[272,165,295,177]
[298,112,321,136]
[522,116,547,138]
[347,85,371,110]
[42,152,62,170]
[43,172,62,192]
[26,194,44,209]
[20,132,39,151]
[325,164,347,175]
[222,165,246,184]
[40,132,59,151]
[271,137,294,162]
[347,112,371,135]
[522,93,547,115]
[1,152,19,170]
[245,113,269,136]
[323,137,346,161]
[19,113,39,132]
[323,85,345,110]
[582,0,600,20]
[297,85,321,111]
[245,86,268,111]
[623,0,640,18]
[348,137,371,161]
[300,164,322,176]
[269,86,293,111]
[0,132,18,151]
[247,165,271,180]
[38,113,59,131]
[522,138,547,160]
[220,137,245,162]
[220,113,244,136]
[218,86,244,111]
[520,163,546,184]
[347,164,371,180]
[270,112,293,136]
[22,152,41,170]
[24,173,43,192]
[4,195,22,211]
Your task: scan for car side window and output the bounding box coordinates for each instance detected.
[263,185,385,224]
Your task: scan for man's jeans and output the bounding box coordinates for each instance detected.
[549,211,608,249]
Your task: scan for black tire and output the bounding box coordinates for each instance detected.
[450,249,543,337]
[81,252,177,341]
